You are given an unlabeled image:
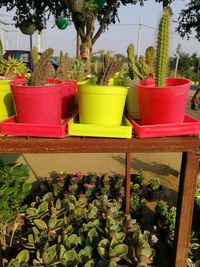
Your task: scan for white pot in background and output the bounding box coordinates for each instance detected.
[123,79,140,120]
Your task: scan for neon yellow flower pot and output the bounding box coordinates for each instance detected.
[77,84,128,126]
[0,79,15,121]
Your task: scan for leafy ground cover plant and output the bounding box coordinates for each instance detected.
[0,160,32,254]
[37,171,144,219]
[195,181,200,210]
[3,193,156,266]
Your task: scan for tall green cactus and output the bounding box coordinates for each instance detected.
[0,39,4,59]
[155,7,172,87]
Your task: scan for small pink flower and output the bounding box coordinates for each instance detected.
[119,188,125,196]
[103,178,110,183]
[75,172,83,178]
[46,177,53,181]
[68,185,76,191]
[79,194,86,198]
[84,184,93,189]
[103,186,110,191]
[57,176,65,181]
[151,234,158,244]
[53,182,60,187]
[71,177,79,182]
[153,225,157,231]
[144,230,150,236]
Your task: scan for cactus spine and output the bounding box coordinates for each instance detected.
[155,7,171,87]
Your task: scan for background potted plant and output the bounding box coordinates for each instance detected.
[147,177,163,201]
[10,48,63,125]
[55,52,86,118]
[137,6,191,125]
[124,43,155,119]
[0,41,28,121]
[77,52,127,126]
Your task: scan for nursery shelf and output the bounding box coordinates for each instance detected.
[0,116,71,138]
[126,114,200,138]
[68,113,132,138]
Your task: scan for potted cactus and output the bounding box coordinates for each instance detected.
[55,52,87,118]
[0,41,28,121]
[77,52,127,126]
[137,6,190,125]
[10,48,63,125]
[124,43,155,119]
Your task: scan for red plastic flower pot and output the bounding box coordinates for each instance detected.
[62,80,77,118]
[137,77,190,125]
[10,80,63,125]
[46,78,77,119]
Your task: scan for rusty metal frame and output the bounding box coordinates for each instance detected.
[0,135,199,267]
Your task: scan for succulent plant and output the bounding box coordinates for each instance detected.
[96,52,123,85]
[30,48,56,86]
[127,43,155,81]
[155,6,172,87]
[0,56,28,79]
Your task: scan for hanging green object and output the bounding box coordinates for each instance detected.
[96,0,106,11]
[55,17,69,30]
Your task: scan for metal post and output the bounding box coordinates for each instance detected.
[76,30,80,58]
[125,152,131,214]
[174,43,181,77]
[136,17,142,61]
[30,35,33,72]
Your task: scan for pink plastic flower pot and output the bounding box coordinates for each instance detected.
[11,80,63,125]
[137,77,190,125]
[46,78,77,119]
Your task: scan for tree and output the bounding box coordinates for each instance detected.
[0,0,170,55]
[176,0,200,41]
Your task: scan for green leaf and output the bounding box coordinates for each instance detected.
[56,199,62,210]
[22,183,32,193]
[62,249,79,265]
[115,232,125,242]
[38,201,48,213]
[48,214,57,229]
[79,246,92,263]
[59,244,67,259]
[87,206,98,220]
[108,261,117,267]
[66,234,81,249]
[34,219,48,230]
[109,244,128,262]
[96,259,108,267]
[110,238,118,249]
[84,259,95,267]
[26,208,39,217]
[86,229,99,247]
[97,239,110,260]
[47,244,59,259]
[16,249,29,263]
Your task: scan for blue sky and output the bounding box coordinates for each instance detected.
[0,0,199,57]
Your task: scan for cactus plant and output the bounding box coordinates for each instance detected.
[127,43,155,80]
[155,6,172,87]
[96,52,123,86]
[30,48,55,86]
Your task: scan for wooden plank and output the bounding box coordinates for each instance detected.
[173,152,200,267]
[0,136,199,153]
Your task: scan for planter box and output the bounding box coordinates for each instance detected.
[68,113,132,138]
[126,113,200,138]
